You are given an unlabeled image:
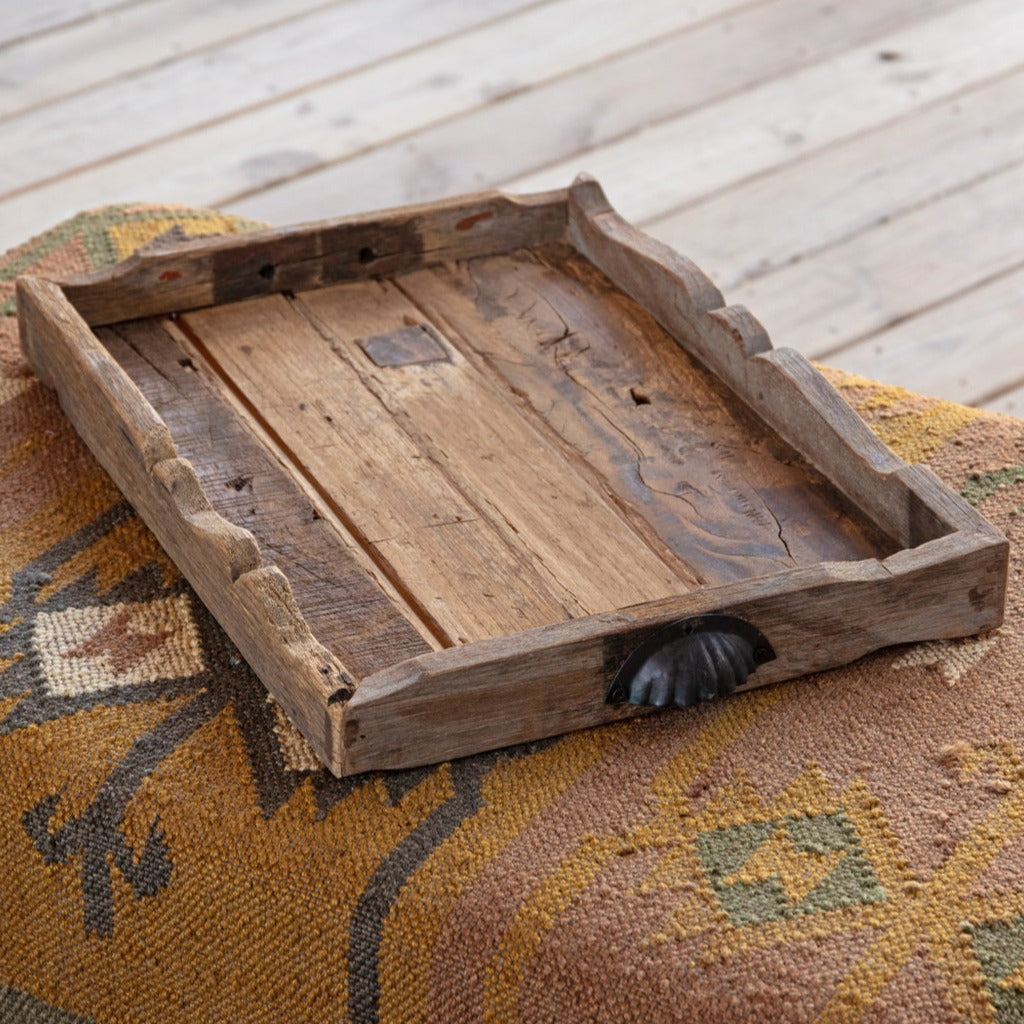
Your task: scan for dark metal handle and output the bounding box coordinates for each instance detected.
[607,614,775,707]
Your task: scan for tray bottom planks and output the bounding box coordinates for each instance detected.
[99,243,898,669]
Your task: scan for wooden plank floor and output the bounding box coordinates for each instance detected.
[2,0,1022,412]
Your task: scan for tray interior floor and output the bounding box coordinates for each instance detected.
[100,243,898,670]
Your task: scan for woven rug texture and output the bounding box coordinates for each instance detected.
[2,207,1023,1024]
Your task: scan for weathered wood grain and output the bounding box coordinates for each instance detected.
[182,291,577,643]
[344,527,1008,772]
[239,0,960,224]
[565,176,961,550]
[57,188,567,326]
[295,277,688,612]
[507,0,1024,221]
[0,0,743,244]
[0,0,541,200]
[734,162,1024,362]
[399,248,896,583]
[0,0,130,49]
[647,67,1024,293]
[101,316,435,672]
[0,0,342,120]
[16,275,351,770]
[829,260,1024,405]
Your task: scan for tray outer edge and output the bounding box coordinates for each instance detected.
[345,529,1007,773]
[16,275,351,772]
[53,186,571,328]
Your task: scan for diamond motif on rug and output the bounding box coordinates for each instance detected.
[697,808,886,927]
[34,595,203,695]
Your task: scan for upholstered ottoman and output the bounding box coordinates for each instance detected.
[2,209,1021,1024]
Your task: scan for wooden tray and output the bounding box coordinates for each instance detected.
[17,176,1008,776]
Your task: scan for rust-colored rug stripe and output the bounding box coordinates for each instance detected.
[2,207,1022,1024]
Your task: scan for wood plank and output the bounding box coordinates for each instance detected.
[58,187,568,326]
[234,0,961,225]
[16,276,350,770]
[0,0,133,49]
[0,0,343,120]
[733,162,1024,360]
[829,263,1024,406]
[505,0,1024,223]
[400,246,897,584]
[295,278,688,612]
[99,316,435,673]
[0,0,539,205]
[345,529,1008,772]
[646,67,1024,292]
[0,0,745,247]
[182,292,578,643]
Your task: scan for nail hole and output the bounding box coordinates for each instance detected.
[630,386,651,406]
[358,246,376,264]
[177,357,196,371]
[258,263,275,279]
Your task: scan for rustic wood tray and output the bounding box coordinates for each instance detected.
[17,176,1008,776]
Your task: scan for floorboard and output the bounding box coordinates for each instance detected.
[732,163,1024,361]
[505,0,1024,222]
[0,0,540,201]
[0,0,338,119]
[1,0,1021,410]
[227,0,958,223]
[989,382,1024,418]
[0,0,136,49]
[0,0,747,244]
[646,67,1024,291]
[830,264,1024,406]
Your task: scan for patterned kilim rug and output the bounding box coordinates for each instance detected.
[2,207,1023,1024]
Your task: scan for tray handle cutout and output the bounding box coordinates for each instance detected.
[607,614,775,707]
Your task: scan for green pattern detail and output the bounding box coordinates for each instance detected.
[798,844,886,915]
[0,984,94,1023]
[697,809,886,927]
[786,811,854,853]
[716,878,789,927]
[961,467,1024,507]
[696,820,775,878]
[970,916,1024,1024]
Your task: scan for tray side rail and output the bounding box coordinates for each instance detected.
[344,526,1008,774]
[565,174,1001,554]
[17,276,353,772]
[54,188,570,328]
